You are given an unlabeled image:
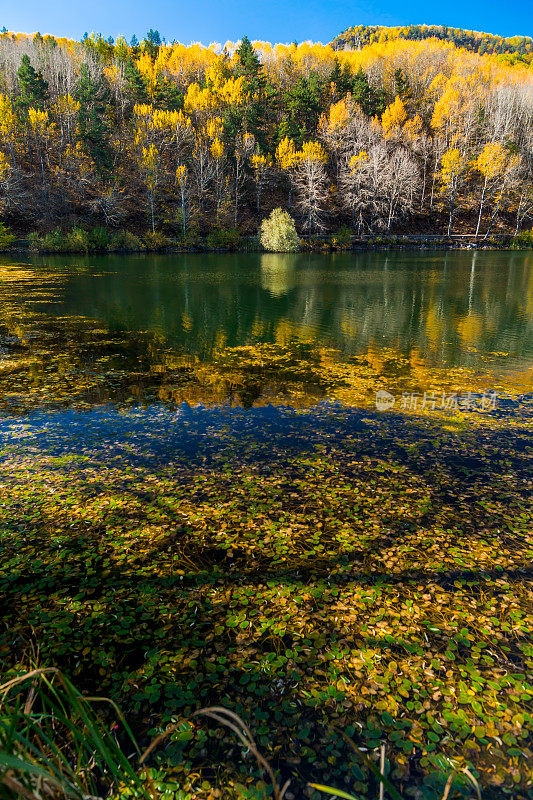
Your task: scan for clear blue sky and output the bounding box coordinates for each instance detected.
[2,0,532,45]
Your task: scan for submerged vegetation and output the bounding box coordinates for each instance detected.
[0,255,532,797]
[1,383,531,798]
[0,27,532,244]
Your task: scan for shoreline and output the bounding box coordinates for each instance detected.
[1,233,530,256]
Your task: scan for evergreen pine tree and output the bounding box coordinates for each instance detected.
[152,76,183,111]
[143,29,161,59]
[16,54,48,113]
[233,35,273,151]
[74,65,113,178]
[124,58,148,103]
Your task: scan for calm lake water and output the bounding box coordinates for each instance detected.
[18,250,533,366]
[1,248,532,460]
[1,249,532,413]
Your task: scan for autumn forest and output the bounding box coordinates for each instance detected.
[0,26,533,244]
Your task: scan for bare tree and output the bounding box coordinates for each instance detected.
[293,141,329,236]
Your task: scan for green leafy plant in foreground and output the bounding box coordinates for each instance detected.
[1,671,484,800]
[0,668,152,799]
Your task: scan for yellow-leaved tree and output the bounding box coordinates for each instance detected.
[440,148,468,235]
[473,142,517,238]
[251,152,272,212]
[275,137,299,208]
[138,144,159,233]
[381,96,407,139]
[175,165,189,236]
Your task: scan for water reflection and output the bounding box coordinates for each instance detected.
[0,250,531,412]
[25,250,532,376]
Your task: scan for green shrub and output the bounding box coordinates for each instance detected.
[143,231,171,251]
[87,226,109,251]
[260,208,299,252]
[0,221,15,249]
[179,227,202,250]
[206,227,241,250]
[67,227,89,252]
[27,231,41,251]
[331,225,352,249]
[109,229,146,251]
[512,228,533,249]
[28,227,89,253]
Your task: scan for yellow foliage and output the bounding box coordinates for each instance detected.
[0,95,15,137]
[139,144,159,189]
[204,117,223,141]
[175,165,188,187]
[28,107,50,133]
[251,153,271,169]
[55,95,80,117]
[381,96,407,137]
[210,137,224,159]
[0,151,11,181]
[217,76,247,106]
[403,114,423,142]
[474,142,508,180]
[276,138,299,170]
[153,109,190,131]
[349,150,369,173]
[325,97,350,131]
[297,140,328,164]
[440,148,466,182]
[136,51,157,89]
[183,83,217,114]
[432,86,459,131]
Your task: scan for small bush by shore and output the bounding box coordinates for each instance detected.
[260,209,300,252]
[511,228,533,249]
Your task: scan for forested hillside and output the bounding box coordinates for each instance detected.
[0,29,532,242]
[331,25,533,66]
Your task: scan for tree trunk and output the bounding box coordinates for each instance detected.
[181,188,186,237]
[447,186,456,236]
[475,180,487,238]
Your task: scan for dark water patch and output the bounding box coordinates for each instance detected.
[1,400,531,484]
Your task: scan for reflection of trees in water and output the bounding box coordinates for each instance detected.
[27,251,533,372]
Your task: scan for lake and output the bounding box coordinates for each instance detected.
[0,249,532,418]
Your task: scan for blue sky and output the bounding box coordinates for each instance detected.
[2,0,532,45]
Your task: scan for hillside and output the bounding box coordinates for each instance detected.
[331,24,533,66]
[0,28,532,246]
